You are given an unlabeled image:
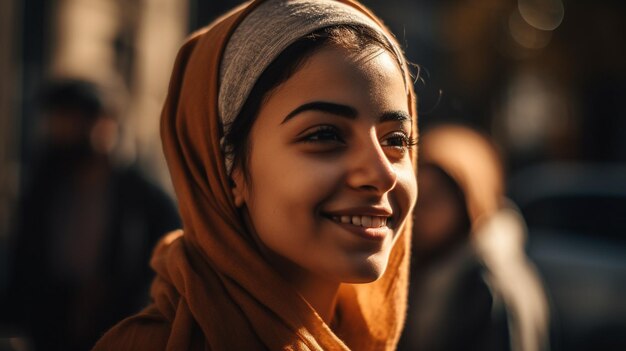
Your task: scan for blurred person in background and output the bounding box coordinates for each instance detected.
[4,79,180,351]
[398,124,550,351]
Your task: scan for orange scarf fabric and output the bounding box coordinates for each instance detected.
[93,1,416,350]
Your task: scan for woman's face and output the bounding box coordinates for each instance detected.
[232,45,417,284]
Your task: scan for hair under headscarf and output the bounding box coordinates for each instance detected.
[92,1,417,350]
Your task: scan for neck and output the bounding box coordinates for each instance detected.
[295,272,340,324]
[261,244,340,324]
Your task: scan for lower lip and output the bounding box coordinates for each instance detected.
[326,217,391,241]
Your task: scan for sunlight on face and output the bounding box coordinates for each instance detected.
[233,45,417,285]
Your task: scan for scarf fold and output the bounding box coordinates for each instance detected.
[93,1,416,350]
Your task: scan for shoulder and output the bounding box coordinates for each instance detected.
[92,306,171,351]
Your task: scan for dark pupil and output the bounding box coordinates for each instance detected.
[315,130,339,141]
[390,135,405,146]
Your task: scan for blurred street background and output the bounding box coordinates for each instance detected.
[0,0,625,350]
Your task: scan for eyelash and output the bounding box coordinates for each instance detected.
[381,132,417,150]
[299,125,344,143]
[299,125,416,151]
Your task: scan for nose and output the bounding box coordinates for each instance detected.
[346,132,398,194]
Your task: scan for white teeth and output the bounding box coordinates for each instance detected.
[331,215,388,228]
[361,216,372,227]
[371,216,382,228]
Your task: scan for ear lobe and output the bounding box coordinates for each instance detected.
[230,166,246,208]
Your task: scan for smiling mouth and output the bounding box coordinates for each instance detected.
[329,215,389,228]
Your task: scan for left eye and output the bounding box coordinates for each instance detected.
[381,132,411,148]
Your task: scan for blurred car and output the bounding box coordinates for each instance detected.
[508,162,626,351]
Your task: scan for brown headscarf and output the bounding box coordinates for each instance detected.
[92,1,417,350]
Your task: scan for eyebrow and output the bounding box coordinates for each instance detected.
[281,101,357,124]
[380,110,412,123]
[281,101,412,124]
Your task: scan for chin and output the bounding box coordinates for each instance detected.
[338,254,390,284]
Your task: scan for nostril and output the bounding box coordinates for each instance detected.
[359,184,378,192]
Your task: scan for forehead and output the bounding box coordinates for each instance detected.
[259,45,408,118]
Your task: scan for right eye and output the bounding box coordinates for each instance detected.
[299,125,345,144]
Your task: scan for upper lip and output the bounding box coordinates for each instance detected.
[322,206,393,218]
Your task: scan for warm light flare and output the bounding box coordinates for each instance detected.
[518,0,565,31]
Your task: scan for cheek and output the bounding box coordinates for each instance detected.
[249,152,342,206]
[244,141,345,244]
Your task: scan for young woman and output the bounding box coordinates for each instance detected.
[93,0,418,349]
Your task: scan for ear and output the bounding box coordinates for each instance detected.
[230,165,246,208]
